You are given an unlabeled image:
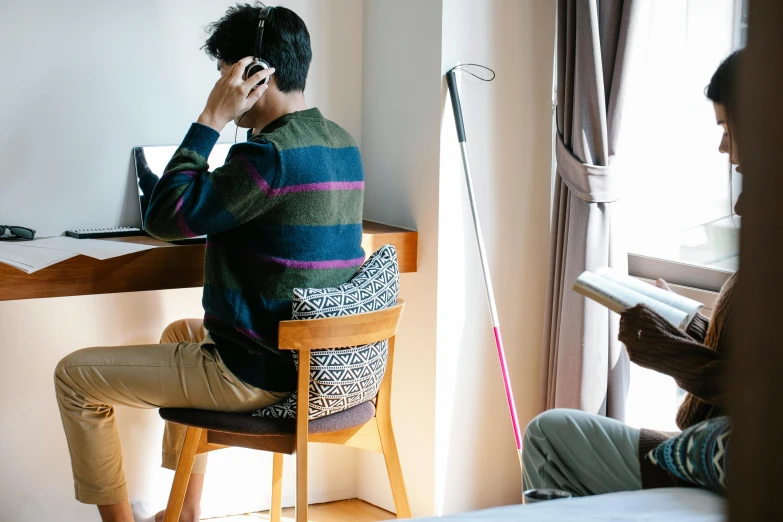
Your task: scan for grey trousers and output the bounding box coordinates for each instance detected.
[522,409,643,496]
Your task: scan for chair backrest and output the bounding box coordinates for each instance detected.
[278,299,405,430]
[277,299,405,351]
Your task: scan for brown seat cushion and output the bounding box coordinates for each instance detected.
[159,400,375,436]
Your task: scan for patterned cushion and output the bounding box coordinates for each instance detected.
[646,416,731,494]
[253,244,399,420]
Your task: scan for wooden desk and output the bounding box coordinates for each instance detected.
[0,221,417,302]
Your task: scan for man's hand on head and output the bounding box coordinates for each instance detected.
[197,57,274,133]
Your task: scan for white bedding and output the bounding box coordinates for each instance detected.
[414,489,726,521]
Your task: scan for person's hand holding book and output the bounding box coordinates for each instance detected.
[618,304,690,363]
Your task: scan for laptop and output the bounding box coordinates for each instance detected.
[133,143,233,243]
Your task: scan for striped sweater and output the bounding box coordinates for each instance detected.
[145,108,365,391]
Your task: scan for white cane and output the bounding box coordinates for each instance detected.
[446,67,524,470]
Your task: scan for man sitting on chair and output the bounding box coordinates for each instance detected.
[53,5,364,522]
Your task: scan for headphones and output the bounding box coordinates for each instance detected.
[245,5,274,87]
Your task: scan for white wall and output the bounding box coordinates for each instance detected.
[357,0,444,516]
[0,2,363,521]
[357,0,555,517]
[436,0,555,514]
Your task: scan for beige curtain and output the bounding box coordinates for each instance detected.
[540,0,640,419]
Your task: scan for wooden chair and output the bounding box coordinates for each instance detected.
[159,300,411,522]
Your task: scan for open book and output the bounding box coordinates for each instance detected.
[573,267,704,329]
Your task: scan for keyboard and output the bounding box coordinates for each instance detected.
[65,227,145,239]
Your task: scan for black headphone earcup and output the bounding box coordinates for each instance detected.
[245,60,271,86]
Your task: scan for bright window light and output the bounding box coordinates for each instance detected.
[621,0,744,431]
[618,0,743,274]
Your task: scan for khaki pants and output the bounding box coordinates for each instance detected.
[54,319,288,505]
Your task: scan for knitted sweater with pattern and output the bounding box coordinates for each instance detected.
[145,108,365,391]
[619,273,737,488]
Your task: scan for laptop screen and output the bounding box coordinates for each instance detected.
[133,144,233,230]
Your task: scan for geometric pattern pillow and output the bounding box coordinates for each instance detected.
[646,416,731,494]
[252,244,400,420]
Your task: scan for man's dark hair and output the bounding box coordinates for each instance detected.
[203,3,312,93]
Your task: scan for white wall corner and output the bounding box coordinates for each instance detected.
[356,0,555,518]
[435,0,556,516]
[356,0,445,517]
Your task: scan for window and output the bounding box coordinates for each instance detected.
[620,0,746,431]
[619,0,745,276]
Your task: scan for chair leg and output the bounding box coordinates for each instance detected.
[378,419,412,518]
[295,436,309,522]
[296,351,310,522]
[271,453,284,522]
[164,426,203,522]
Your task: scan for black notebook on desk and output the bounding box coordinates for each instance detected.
[133,144,232,245]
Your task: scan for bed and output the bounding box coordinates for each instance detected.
[413,489,726,521]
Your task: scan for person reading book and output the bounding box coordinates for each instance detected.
[53,5,365,522]
[523,51,743,495]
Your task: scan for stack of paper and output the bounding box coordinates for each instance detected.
[0,237,158,274]
[0,243,77,274]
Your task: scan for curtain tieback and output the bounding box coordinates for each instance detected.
[555,134,620,203]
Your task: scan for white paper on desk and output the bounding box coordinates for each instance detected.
[12,236,157,260]
[0,243,78,274]
[0,258,40,273]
